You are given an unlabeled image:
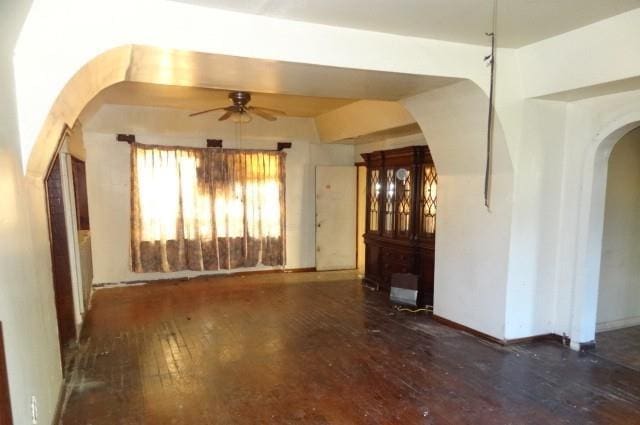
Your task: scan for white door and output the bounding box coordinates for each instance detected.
[316,166,357,271]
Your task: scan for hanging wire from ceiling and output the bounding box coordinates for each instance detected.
[235,119,243,148]
[484,0,498,210]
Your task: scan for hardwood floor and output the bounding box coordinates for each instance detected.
[595,326,640,372]
[60,271,640,424]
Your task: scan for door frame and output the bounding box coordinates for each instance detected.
[355,162,367,272]
[44,126,78,369]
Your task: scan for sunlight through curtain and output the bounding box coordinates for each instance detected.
[130,144,286,272]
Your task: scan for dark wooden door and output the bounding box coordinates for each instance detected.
[71,158,90,231]
[46,156,76,367]
[0,322,13,425]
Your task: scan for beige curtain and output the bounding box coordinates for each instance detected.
[130,143,286,273]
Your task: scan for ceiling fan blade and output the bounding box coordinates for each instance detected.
[249,106,286,116]
[189,106,229,117]
[218,110,233,121]
[250,108,277,121]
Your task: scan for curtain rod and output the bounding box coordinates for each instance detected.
[116,134,135,144]
[116,134,292,151]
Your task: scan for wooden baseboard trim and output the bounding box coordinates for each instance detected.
[504,333,568,346]
[432,315,504,345]
[94,267,320,287]
[284,267,317,273]
[433,315,571,347]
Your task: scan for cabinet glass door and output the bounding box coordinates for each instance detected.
[395,168,412,236]
[384,168,396,234]
[368,168,381,232]
[420,165,438,234]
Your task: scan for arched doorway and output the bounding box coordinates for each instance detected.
[596,126,640,332]
[591,125,640,368]
[25,43,514,347]
[568,115,640,349]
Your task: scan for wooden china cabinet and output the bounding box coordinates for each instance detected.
[361,146,437,307]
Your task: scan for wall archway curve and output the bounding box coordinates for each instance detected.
[402,79,515,340]
[26,45,133,179]
[569,111,640,347]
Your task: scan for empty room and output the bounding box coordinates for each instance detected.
[2,1,640,424]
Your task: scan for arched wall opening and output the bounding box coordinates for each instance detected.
[26,45,515,347]
[569,114,640,348]
[596,126,640,332]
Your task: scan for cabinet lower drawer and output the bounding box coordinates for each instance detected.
[363,238,434,306]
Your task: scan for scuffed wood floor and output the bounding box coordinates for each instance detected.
[595,326,640,373]
[60,271,640,424]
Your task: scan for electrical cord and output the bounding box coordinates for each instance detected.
[484,0,498,210]
[393,305,433,314]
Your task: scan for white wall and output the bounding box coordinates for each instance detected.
[83,104,354,284]
[597,127,640,331]
[0,1,63,424]
[503,99,568,339]
[518,8,640,99]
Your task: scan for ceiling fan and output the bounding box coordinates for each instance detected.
[189,91,285,123]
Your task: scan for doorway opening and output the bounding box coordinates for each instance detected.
[45,129,93,369]
[46,153,77,366]
[594,125,640,369]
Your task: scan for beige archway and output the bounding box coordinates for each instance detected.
[27,46,132,178]
[27,44,461,178]
[28,44,515,342]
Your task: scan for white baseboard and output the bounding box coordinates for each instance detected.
[596,316,640,332]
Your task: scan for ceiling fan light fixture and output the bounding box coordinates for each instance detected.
[231,111,252,123]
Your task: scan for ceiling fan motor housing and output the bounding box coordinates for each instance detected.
[229,91,251,111]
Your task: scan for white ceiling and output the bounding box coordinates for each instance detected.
[170,0,640,47]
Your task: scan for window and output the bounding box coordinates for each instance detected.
[131,144,286,272]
